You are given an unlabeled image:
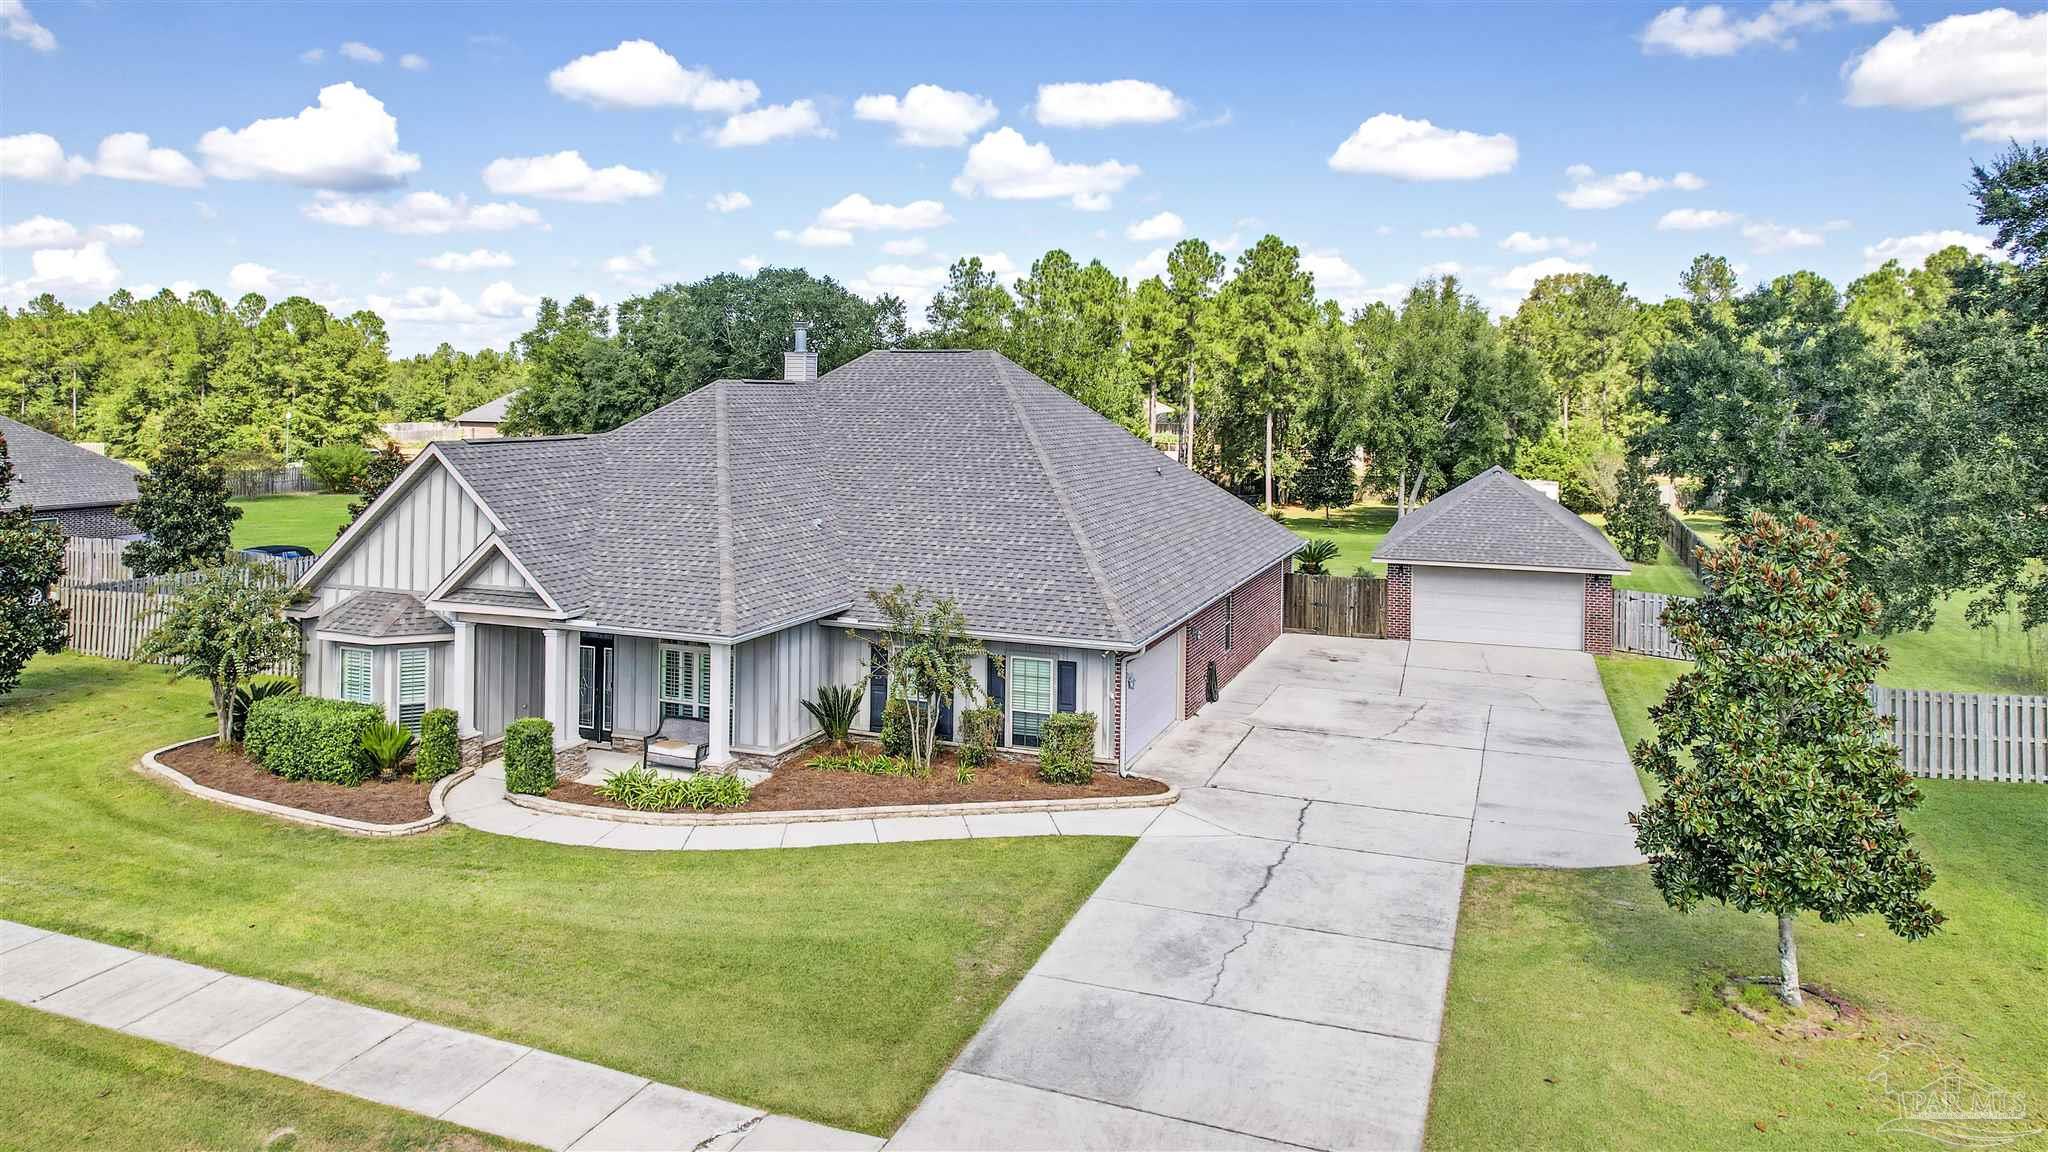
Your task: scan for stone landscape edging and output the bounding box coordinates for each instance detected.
[139,736,472,837]
[501,778,1179,826]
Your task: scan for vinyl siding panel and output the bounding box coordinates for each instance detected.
[474,624,544,741]
[734,621,833,752]
[316,461,491,600]
[835,630,1118,762]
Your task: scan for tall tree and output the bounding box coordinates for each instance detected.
[1631,512,1941,1006]
[1504,272,1642,430]
[123,439,241,576]
[1292,303,1363,516]
[923,258,1015,349]
[1217,236,1317,509]
[0,432,68,696]
[1006,251,1142,430]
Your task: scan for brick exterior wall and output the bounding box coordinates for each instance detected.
[1582,575,1615,656]
[1384,564,1413,641]
[1183,561,1285,718]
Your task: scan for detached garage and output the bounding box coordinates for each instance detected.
[1372,467,1630,654]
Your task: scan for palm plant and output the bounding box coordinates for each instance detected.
[210,678,298,744]
[360,721,416,782]
[1295,539,1341,574]
[802,683,863,748]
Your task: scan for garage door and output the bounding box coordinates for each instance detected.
[1411,566,1583,650]
[1121,630,1182,765]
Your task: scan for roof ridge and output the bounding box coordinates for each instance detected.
[994,356,1132,642]
[713,381,738,634]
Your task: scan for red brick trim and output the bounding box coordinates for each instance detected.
[1384,564,1412,641]
[1582,575,1614,656]
[1182,561,1285,718]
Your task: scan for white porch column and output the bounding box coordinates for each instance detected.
[707,641,733,765]
[449,620,477,736]
[543,627,570,746]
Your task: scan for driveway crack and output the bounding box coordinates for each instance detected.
[1381,703,1429,742]
[1204,922,1258,1004]
[1234,841,1292,918]
[1294,797,1310,842]
[694,1113,763,1151]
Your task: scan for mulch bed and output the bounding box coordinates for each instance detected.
[159,741,434,824]
[550,745,1167,814]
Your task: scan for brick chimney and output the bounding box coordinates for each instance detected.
[783,321,817,383]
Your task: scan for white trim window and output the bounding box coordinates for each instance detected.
[340,647,374,705]
[659,644,711,720]
[397,648,430,732]
[1008,656,1054,749]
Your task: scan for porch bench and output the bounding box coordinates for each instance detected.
[642,716,709,774]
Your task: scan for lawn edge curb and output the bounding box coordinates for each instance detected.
[139,737,471,837]
[501,779,1180,826]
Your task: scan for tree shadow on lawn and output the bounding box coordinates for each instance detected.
[0,656,119,714]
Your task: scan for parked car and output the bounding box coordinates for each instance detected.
[243,544,315,560]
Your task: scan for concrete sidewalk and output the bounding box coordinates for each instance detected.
[1,919,881,1152]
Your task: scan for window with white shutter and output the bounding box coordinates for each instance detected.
[1009,656,1053,748]
[340,648,373,705]
[397,648,429,732]
[659,644,711,720]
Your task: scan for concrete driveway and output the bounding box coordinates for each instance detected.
[888,635,1644,1151]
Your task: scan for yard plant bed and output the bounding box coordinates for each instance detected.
[554,746,1168,815]
[157,739,434,824]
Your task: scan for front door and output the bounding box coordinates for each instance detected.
[578,634,614,743]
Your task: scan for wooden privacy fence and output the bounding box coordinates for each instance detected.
[61,585,297,676]
[1284,573,1387,638]
[59,537,315,591]
[1663,508,1713,580]
[1615,589,1689,659]
[1869,687,2048,784]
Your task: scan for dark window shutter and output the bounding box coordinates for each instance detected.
[868,644,888,730]
[987,656,1005,746]
[1057,660,1077,713]
[936,689,953,741]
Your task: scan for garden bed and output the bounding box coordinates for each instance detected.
[149,738,443,829]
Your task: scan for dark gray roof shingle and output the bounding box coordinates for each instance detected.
[323,591,454,638]
[1372,466,1629,573]
[455,391,518,425]
[0,416,141,513]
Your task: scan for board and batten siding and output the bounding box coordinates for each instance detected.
[832,629,1120,763]
[457,549,531,593]
[473,624,544,741]
[308,460,493,612]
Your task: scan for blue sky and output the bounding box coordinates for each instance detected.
[2,1,2042,354]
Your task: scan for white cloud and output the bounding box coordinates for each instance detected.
[851,252,1019,318]
[367,286,474,323]
[1,132,88,183]
[478,281,536,317]
[854,84,998,147]
[1843,9,2048,141]
[1557,164,1705,209]
[952,127,1140,210]
[1127,247,1171,280]
[549,39,759,112]
[1499,231,1596,257]
[1419,260,1465,278]
[1862,229,1999,269]
[2,0,55,52]
[0,216,77,247]
[302,190,544,234]
[1491,257,1596,304]
[737,255,765,273]
[1741,220,1825,253]
[198,83,420,190]
[399,53,428,72]
[602,245,659,276]
[481,150,663,203]
[1215,232,1243,254]
[816,193,950,232]
[90,223,143,246]
[1125,211,1185,242]
[0,243,122,305]
[339,41,383,64]
[91,132,205,187]
[1641,0,1895,56]
[774,225,854,248]
[710,100,829,148]
[1327,114,1517,181]
[419,248,515,272]
[1034,80,1186,128]
[299,48,324,63]
[707,190,751,213]
[1422,222,1479,240]
[1657,207,1739,230]
[226,261,350,308]
[881,238,928,257]
[1301,250,1407,311]
[129,280,200,300]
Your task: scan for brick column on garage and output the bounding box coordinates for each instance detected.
[1582,574,1615,656]
[1182,561,1286,717]
[1384,564,1413,641]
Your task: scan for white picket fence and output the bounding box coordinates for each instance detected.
[59,537,315,590]
[1613,589,2046,782]
[61,585,298,675]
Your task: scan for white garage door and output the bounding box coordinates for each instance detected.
[1411,566,1583,650]
[1121,630,1182,765]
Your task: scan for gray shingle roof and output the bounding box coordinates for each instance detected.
[439,586,551,611]
[429,350,1301,646]
[0,416,141,512]
[1372,466,1629,573]
[323,591,454,638]
[455,391,518,425]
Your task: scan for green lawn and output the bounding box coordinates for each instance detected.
[1427,661,2048,1150]
[0,654,1131,1136]
[229,493,356,554]
[0,999,524,1152]
[1280,503,1397,575]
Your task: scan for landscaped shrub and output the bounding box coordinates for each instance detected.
[503,717,556,795]
[215,678,298,744]
[801,683,862,746]
[244,694,383,786]
[959,707,1001,780]
[812,748,912,777]
[360,721,415,781]
[879,696,911,757]
[596,766,752,811]
[414,708,460,783]
[1037,712,1097,785]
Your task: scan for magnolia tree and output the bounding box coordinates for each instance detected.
[1630,511,1942,1006]
[137,563,302,746]
[864,585,992,775]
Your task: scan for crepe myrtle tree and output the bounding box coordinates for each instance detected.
[137,562,302,747]
[862,585,995,776]
[1630,511,1941,1007]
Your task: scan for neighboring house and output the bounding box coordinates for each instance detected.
[452,392,518,439]
[0,415,141,538]
[289,342,1301,775]
[1374,466,1628,654]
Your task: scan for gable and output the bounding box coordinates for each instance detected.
[301,455,497,613]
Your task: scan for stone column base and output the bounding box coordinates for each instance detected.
[459,734,483,774]
[553,740,589,782]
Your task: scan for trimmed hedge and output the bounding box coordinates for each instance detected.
[1037,712,1097,785]
[244,695,384,786]
[879,696,911,757]
[503,717,556,795]
[413,708,460,783]
[959,707,1001,774]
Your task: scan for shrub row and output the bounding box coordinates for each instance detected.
[596,766,751,811]
[245,695,384,786]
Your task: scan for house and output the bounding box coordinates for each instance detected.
[0,415,141,538]
[288,340,1302,776]
[452,392,518,439]
[1373,466,1628,654]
